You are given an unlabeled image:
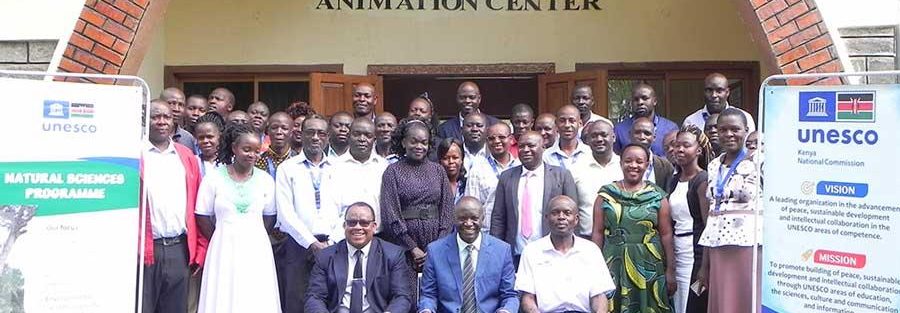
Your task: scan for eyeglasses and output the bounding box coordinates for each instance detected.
[345,219,373,227]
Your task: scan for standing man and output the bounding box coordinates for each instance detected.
[613,83,679,157]
[374,112,398,163]
[438,81,499,141]
[207,87,235,117]
[630,117,675,188]
[533,113,558,149]
[326,118,389,239]
[461,112,489,173]
[141,100,207,313]
[572,120,623,238]
[465,123,520,231]
[326,111,354,160]
[515,196,615,313]
[509,103,535,158]
[353,83,378,122]
[543,105,592,171]
[418,197,519,313]
[490,131,577,264]
[683,73,756,132]
[305,202,413,313]
[256,112,297,177]
[184,95,207,133]
[571,85,606,125]
[160,88,198,154]
[275,116,338,313]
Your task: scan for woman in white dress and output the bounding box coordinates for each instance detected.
[195,123,281,312]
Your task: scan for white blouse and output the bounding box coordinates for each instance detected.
[698,152,763,247]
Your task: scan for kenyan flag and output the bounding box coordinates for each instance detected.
[836,92,875,122]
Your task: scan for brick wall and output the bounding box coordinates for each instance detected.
[58,0,149,84]
[839,26,898,84]
[747,0,844,85]
[0,40,57,78]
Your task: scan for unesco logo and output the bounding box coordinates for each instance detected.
[42,100,98,133]
[797,91,878,145]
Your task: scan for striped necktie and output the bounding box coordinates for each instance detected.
[461,244,477,313]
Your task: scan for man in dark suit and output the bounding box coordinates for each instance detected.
[305,202,412,313]
[419,196,519,313]
[629,117,675,188]
[490,131,578,263]
[437,81,499,141]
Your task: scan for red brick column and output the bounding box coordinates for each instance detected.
[736,0,845,85]
[57,0,166,84]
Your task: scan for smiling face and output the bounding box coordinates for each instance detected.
[620,145,650,184]
[231,133,261,168]
[717,113,747,154]
[266,113,292,151]
[349,119,376,161]
[402,125,430,161]
[462,113,487,146]
[486,123,511,158]
[517,132,544,170]
[352,84,377,117]
[555,105,581,142]
[440,142,463,178]
[456,82,482,116]
[533,114,558,149]
[454,197,483,243]
[344,204,377,249]
[583,121,615,157]
[408,98,432,120]
[546,196,578,237]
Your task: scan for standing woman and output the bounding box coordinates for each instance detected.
[592,143,676,313]
[437,138,467,204]
[697,108,762,313]
[380,119,454,294]
[668,125,714,313]
[407,94,441,161]
[194,112,225,177]
[195,123,281,312]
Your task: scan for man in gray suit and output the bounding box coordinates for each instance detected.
[490,131,578,265]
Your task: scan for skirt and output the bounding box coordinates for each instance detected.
[707,246,761,313]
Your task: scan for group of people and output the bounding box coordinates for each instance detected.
[140,72,764,313]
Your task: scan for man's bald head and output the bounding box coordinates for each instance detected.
[208,87,235,116]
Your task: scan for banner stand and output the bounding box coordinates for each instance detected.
[751,70,900,313]
[0,70,150,313]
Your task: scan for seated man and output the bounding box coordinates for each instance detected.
[305,202,412,313]
[515,195,615,313]
[418,196,518,313]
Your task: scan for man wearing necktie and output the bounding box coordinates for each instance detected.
[305,202,412,313]
[489,131,578,267]
[418,197,519,313]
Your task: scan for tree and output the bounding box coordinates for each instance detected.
[0,205,36,272]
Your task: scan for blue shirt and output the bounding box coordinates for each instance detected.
[613,114,679,157]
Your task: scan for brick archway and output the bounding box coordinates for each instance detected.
[57,0,844,85]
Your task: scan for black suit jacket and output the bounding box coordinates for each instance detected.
[652,155,675,192]
[305,238,412,313]
[489,164,578,250]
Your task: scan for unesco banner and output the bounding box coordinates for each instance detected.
[0,77,143,312]
[762,84,900,313]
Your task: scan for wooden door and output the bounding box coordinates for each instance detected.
[537,70,608,116]
[309,73,384,117]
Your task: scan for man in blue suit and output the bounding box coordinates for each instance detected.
[418,196,519,313]
[305,202,412,313]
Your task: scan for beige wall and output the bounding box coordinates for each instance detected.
[158,0,762,75]
[137,24,166,97]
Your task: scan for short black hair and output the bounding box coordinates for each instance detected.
[622,143,651,161]
[719,107,748,128]
[346,202,376,221]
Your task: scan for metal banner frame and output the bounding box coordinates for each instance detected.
[0,70,151,312]
[756,70,900,313]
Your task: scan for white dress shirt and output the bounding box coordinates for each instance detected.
[515,164,545,255]
[341,242,372,312]
[571,153,623,237]
[464,153,520,231]
[142,140,187,239]
[542,141,592,172]
[463,143,488,174]
[683,104,756,132]
[515,235,616,313]
[327,153,388,240]
[275,152,338,248]
[457,233,482,273]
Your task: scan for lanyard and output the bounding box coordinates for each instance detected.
[486,155,501,178]
[304,160,324,211]
[714,149,747,212]
[643,160,654,181]
[554,153,567,171]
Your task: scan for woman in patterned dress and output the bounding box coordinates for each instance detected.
[592,143,676,313]
[380,119,454,296]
